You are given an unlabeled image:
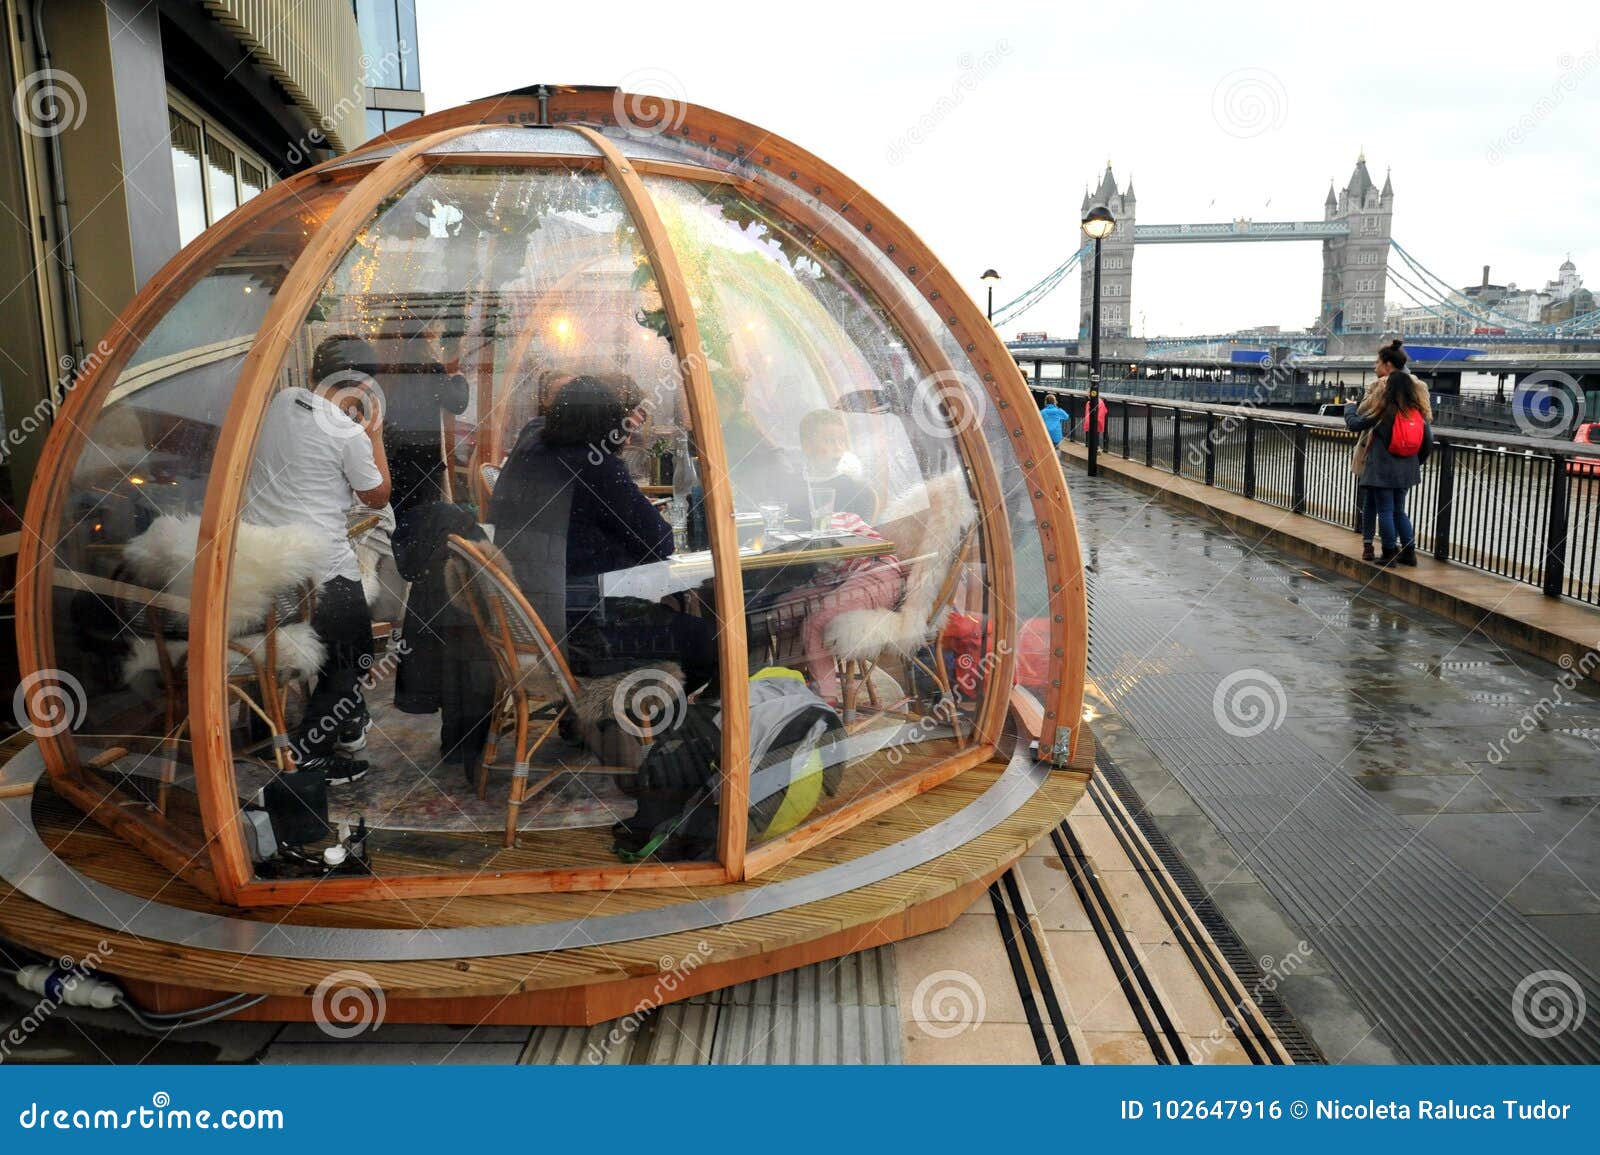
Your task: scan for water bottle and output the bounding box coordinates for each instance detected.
[672,432,700,551]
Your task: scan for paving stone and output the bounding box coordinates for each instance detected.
[259,1041,524,1064]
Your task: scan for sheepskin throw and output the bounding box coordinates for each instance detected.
[122,514,324,635]
[823,469,978,661]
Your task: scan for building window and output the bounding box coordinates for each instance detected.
[168,93,274,247]
[240,160,266,203]
[358,0,422,91]
[1363,216,1378,232]
[205,133,239,220]
[168,109,207,247]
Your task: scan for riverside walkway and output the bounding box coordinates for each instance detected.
[1067,463,1600,1063]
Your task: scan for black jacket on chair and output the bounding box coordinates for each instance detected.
[392,501,496,775]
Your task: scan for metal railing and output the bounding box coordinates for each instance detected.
[1056,390,1600,607]
[1031,379,1535,434]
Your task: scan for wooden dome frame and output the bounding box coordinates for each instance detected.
[15,88,1087,910]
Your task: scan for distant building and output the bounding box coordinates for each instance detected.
[1397,259,1592,332]
[1542,286,1595,326]
[1318,154,1392,334]
[1544,255,1583,301]
[1079,164,1136,340]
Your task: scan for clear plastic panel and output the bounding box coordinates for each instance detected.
[646,176,994,845]
[764,178,1054,702]
[42,179,354,840]
[229,166,719,880]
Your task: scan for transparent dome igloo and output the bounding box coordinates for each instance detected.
[17,88,1086,907]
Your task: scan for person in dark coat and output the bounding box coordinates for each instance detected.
[391,502,497,783]
[1345,353,1434,568]
[377,327,471,516]
[491,375,720,693]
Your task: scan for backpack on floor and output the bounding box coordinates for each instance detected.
[1388,409,1424,457]
[612,667,843,862]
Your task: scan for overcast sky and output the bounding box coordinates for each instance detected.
[414,0,1600,340]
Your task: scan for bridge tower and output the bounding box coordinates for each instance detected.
[1080,164,1136,339]
[1319,153,1393,334]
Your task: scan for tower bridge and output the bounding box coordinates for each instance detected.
[1077,153,1392,340]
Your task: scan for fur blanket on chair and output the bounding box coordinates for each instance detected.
[120,621,326,687]
[123,514,325,636]
[823,469,978,661]
[119,514,329,686]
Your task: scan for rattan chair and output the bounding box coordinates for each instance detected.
[445,534,587,846]
[831,521,977,745]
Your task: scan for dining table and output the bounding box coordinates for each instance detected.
[597,530,894,603]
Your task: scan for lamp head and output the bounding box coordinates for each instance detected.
[980,268,1001,282]
[1081,206,1117,241]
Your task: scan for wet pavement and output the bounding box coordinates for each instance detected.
[1070,469,1600,1062]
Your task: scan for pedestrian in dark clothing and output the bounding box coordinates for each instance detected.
[1345,341,1433,568]
[491,375,719,693]
[390,502,498,786]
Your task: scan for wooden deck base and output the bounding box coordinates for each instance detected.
[0,739,1089,1026]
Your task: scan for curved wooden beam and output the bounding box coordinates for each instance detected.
[375,92,1087,762]
[13,165,370,889]
[187,124,485,899]
[567,126,753,878]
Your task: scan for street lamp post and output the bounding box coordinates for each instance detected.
[1081,206,1116,477]
[981,268,1001,323]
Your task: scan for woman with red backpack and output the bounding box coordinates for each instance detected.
[1345,339,1434,567]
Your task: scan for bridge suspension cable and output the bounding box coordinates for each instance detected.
[1388,240,1600,336]
[991,244,1091,327]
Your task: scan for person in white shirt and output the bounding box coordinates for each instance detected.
[245,336,391,783]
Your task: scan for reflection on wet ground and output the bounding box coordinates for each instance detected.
[1070,470,1600,1062]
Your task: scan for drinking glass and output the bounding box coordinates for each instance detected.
[758,501,787,539]
[809,487,836,534]
[668,497,690,552]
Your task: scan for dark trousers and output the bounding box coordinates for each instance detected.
[565,597,720,695]
[1369,487,1415,553]
[295,576,373,759]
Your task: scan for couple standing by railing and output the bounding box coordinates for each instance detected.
[1347,339,1435,567]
